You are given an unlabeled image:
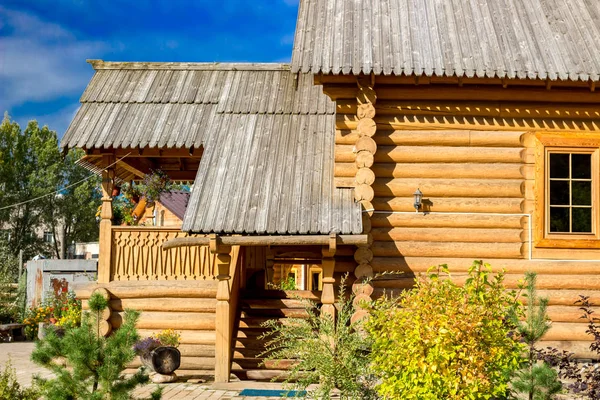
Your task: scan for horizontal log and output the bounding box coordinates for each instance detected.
[130,356,215,370]
[546,306,593,323]
[372,273,600,292]
[371,227,524,243]
[372,241,523,259]
[335,162,534,181]
[335,145,526,163]
[373,86,600,104]
[137,329,215,345]
[370,213,526,229]
[178,344,215,358]
[538,341,598,360]
[373,178,524,198]
[74,281,218,300]
[162,234,369,250]
[111,311,215,330]
[543,323,595,342]
[109,297,217,313]
[372,197,525,213]
[376,146,526,164]
[371,257,600,276]
[379,130,527,147]
[323,84,600,104]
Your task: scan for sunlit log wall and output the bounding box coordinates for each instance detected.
[324,76,600,358]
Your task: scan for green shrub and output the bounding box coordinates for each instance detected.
[31,292,161,400]
[510,272,562,400]
[0,359,39,400]
[261,276,377,399]
[367,261,524,400]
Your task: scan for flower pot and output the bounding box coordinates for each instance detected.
[140,346,181,375]
[112,187,121,197]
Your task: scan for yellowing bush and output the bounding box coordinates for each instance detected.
[367,261,524,400]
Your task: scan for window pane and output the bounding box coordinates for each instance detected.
[550,154,570,178]
[572,154,592,179]
[572,208,592,233]
[572,181,592,205]
[550,207,569,232]
[550,181,569,205]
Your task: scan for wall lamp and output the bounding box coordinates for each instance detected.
[413,188,423,213]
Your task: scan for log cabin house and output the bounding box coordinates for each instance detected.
[62,0,600,382]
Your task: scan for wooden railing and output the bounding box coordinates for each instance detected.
[110,227,217,281]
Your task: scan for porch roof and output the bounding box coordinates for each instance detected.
[291,0,600,82]
[60,61,362,235]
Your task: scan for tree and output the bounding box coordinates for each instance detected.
[31,292,161,399]
[0,113,101,260]
[510,272,562,400]
[42,149,101,259]
[0,113,62,258]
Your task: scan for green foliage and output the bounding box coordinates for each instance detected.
[0,359,40,400]
[261,277,377,400]
[42,148,102,258]
[140,169,172,203]
[31,292,161,400]
[0,239,19,282]
[152,329,181,348]
[0,114,101,259]
[367,261,524,400]
[510,272,562,400]
[277,276,297,291]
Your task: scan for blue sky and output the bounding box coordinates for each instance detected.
[0,0,300,137]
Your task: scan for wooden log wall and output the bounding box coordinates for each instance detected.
[329,81,600,358]
[76,280,218,372]
[111,227,216,281]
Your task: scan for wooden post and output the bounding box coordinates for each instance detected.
[211,234,233,383]
[265,248,275,289]
[98,155,115,284]
[321,233,337,318]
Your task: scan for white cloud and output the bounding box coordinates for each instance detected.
[0,7,107,112]
[16,103,81,138]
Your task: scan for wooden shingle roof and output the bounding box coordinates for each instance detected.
[291,0,600,81]
[61,61,362,235]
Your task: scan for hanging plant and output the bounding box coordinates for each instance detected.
[140,169,172,204]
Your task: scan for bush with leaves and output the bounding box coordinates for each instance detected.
[0,359,39,400]
[538,295,600,399]
[31,292,161,400]
[261,276,377,399]
[367,261,524,400]
[509,272,562,400]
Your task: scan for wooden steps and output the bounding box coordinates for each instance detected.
[230,290,320,381]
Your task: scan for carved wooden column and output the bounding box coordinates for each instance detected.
[98,155,115,284]
[211,234,233,383]
[321,233,337,318]
[352,76,376,323]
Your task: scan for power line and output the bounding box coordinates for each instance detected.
[0,153,130,212]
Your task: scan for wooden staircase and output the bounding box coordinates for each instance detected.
[231,290,321,381]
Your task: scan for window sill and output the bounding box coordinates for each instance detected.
[536,238,600,249]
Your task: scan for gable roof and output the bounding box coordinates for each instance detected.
[61,61,362,235]
[158,190,190,220]
[291,0,600,81]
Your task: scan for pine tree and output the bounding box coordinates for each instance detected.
[510,272,562,400]
[31,292,161,400]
